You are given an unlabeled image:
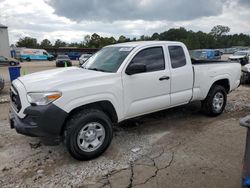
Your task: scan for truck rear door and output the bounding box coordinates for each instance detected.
[167,45,194,106]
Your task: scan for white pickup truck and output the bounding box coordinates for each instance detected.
[9,41,241,160]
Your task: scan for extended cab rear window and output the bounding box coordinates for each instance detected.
[168,46,186,68]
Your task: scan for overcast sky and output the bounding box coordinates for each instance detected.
[0,0,250,44]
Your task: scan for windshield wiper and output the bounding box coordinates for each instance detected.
[87,67,107,72]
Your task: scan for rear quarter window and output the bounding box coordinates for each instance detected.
[168,46,186,69]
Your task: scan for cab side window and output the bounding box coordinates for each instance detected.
[130,47,165,72]
[168,46,186,68]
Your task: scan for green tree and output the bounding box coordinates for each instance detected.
[108,37,116,44]
[89,33,101,48]
[151,33,160,40]
[210,25,230,38]
[54,39,67,48]
[16,37,39,48]
[40,39,52,48]
[118,35,127,43]
[84,35,91,47]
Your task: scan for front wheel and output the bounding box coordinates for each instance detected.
[202,85,227,116]
[64,109,113,160]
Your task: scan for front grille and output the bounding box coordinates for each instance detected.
[10,85,22,112]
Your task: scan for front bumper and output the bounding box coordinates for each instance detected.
[10,103,68,145]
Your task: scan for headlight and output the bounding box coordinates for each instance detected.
[27,91,62,105]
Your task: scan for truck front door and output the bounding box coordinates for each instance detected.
[122,46,171,118]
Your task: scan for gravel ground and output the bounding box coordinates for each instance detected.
[0,60,249,187]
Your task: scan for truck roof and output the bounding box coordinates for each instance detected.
[109,41,184,48]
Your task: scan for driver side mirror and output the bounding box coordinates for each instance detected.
[125,63,147,75]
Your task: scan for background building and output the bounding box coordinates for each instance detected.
[0,24,10,57]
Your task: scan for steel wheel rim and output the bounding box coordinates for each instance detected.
[212,92,224,112]
[77,122,105,152]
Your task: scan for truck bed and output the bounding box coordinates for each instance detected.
[191,61,241,101]
[191,58,228,64]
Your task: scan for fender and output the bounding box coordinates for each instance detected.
[54,92,123,121]
[202,74,230,98]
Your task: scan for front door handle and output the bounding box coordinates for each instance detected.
[159,76,170,81]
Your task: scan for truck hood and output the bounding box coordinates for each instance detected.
[18,67,113,92]
[229,55,245,59]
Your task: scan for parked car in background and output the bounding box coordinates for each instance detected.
[55,55,72,67]
[241,63,250,84]
[67,52,81,60]
[229,51,250,65]
[0,56,19,66]
[190,49,221,60]
[79,54,92,66]
[240,116,250,188]
[0,74,4,91]
[20,48,54,61]
[9,41,241,160]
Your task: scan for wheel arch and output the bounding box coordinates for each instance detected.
[211,79,230,93]
[60,100,118,135]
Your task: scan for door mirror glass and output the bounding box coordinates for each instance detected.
[126,63,146,75]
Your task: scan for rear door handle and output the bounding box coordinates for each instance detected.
[159,76,170,81]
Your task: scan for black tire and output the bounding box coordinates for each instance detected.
[202,85,227,117]
[9,61,16,66]
[64,109,113,160]
[26,57,31,62]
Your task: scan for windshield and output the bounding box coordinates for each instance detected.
[234,51,248,56]
[57,55,69,59]
[83,47,133,73]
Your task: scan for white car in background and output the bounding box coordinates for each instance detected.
[242,63,250,84]
[79,54,92,66]
[229,51,250,65]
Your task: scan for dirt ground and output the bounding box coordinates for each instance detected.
[0,60,249,188]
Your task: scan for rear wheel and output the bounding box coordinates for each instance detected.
[202,85,227,116]
[64,109,113,160]
[26,57,31,62]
